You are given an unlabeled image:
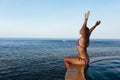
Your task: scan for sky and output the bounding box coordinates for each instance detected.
[0,0,120,39]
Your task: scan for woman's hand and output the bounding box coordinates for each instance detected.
[95,21,101,26]
[85,11,90,20]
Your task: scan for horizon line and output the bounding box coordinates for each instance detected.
[0,37,120,40]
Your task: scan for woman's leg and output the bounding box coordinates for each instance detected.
[64,57,85,70]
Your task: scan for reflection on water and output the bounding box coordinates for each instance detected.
[86,56,120,80]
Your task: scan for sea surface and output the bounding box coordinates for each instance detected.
[0,38,120,80]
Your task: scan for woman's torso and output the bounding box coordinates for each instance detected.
[79,37,89,48]
[77,36,89,59]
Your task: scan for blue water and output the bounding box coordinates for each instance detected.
[0,38,120,80]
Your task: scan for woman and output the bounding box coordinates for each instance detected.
[64,11,101,80]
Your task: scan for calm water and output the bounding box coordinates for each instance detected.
[0,38,120,80]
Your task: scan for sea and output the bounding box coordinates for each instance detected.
[0,38,120,80]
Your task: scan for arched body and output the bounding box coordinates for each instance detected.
[64,11,101,80]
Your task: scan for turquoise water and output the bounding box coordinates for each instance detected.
[0,38,120,80]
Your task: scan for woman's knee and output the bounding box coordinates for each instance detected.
[64,57,73,63]
[64,57,69,62]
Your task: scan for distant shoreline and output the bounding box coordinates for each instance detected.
[0,38,120,41]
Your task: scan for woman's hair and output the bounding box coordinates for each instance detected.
[86,27,89,31]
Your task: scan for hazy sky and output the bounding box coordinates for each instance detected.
[0,0,120,39]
